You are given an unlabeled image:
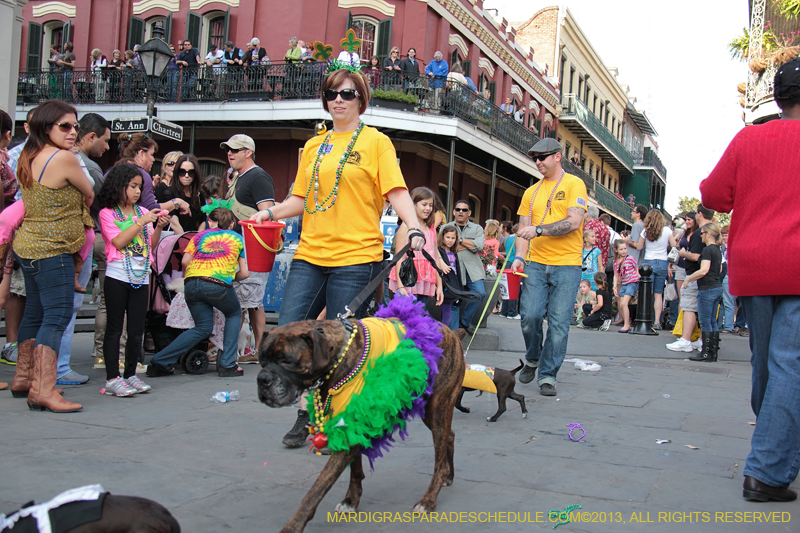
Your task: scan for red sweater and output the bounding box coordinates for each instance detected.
[700,119,800,296]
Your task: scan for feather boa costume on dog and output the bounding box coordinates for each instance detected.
[308,296,444,468]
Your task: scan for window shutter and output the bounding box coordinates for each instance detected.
[462,59,471,78]
[186,11,202,48]
[62,20,71,44]
[376,18,392,60]
[487,81,496,104]
[223,8,230,44]
[27,22,43,70]
[128,17,145,50]
[165,13,173,45]
[346,11,353,30]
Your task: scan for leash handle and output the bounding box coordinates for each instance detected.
[340,242,413,318]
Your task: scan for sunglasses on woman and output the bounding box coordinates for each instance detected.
[164,161,176,167]
[54,122,80,132]
[323,89,359,101]
[176,169,197,177]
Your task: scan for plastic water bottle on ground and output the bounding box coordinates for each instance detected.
[211,390,240,403]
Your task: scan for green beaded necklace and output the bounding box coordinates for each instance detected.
[304,121,365,215]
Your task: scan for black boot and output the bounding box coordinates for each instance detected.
[705,331,720,362]
[282,409,310,448]
[689,332,713,361]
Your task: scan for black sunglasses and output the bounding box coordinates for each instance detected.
[454,207,470,213]
[176,169,197,177]
[164,161,176,167]
[54,121,80,133]
[532,152,558,162]
[225,147,244,154]
[323,89,360,101]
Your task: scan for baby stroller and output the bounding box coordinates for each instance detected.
[146,231,211,375]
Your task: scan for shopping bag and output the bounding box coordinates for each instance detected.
[664,283,678,302]
[672,310,701,341]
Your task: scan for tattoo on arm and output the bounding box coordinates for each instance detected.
[541,207,584,236]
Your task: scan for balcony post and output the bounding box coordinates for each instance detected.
[189,122,196,153]
[446,138,455,214]
[489,157,497,221]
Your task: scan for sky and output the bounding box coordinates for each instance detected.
[483,0,749,215]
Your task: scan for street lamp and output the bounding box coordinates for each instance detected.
[136,23,174,117]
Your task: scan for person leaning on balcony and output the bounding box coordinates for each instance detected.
[514,105,527,124]
[249,68,425,450]
[56,42,75,71]
[425,51,449,110]
[382,46,402,88]
[400,47,420,92]
[500,97,514,115]
[284,37,302,63]
[700,57,800,504]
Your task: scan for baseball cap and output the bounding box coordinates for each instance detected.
[774,57,800,101]
[220,134,255,152]
[527,137,562,156]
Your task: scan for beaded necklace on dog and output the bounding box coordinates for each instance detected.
[304,121,365,214]
[310,320,369,435]
[113,204,151,288]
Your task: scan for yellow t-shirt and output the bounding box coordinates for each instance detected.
[517,173,588,266]
[292,126,407,267]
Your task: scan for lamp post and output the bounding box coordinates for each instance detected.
[136,23,174,117]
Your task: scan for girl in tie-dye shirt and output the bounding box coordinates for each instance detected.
[148,208,250,378]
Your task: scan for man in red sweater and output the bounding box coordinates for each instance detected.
[700,57,800,503]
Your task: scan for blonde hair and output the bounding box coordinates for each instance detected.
[91,48,102,59]
[484,220,501,240]
[701,222,723,246]
[582,229,595,245]
[162,151,183,167]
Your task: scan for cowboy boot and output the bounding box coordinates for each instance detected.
[73,254,86,293]
[27,345,82,413]
[689,332,713,362]
[11,340,62,397]
[705,331,720,362]
[0,381,7,390]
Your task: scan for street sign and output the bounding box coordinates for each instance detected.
[111,117,150,134]
[151,118,183,142]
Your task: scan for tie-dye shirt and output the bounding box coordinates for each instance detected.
[184,229,245,286]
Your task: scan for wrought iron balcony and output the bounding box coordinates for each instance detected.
[559,93,636,173]
[561,159,632,223]
[636,147,667,181]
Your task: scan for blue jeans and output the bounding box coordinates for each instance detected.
[697,287,723,333]
[718,276,735,330]
[448,270,486,331]
[741,296,800,488]
[278,260,381,325]
[57,258,93,377]
[644,259,668,294]
[151,278,242,370]
[15,253,75,353]
[518,261,582,386]
[734,297,748,329]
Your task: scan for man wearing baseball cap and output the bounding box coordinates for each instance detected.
[511,137,588,397]
[220,134,275,362]
[700,57,800,503]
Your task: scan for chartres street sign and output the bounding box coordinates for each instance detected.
[111,117,150,134]
[151,118,183,142]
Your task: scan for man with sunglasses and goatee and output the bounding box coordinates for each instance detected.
[511,138,588,397]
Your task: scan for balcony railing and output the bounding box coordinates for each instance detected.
[638,147,667,181]
[561,159,632,223]
[746,62,777,108]
[560,94,636,170]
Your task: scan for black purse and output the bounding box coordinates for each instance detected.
[397,250,418,287]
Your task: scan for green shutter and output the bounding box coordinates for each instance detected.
[487,81,496,104]
[376,18,392,60]
[165,13,173,45]
[462,59,471,78]
[223,8,230,44]
[186,11,202,48]
[62,20,71,44]
[27,22,42,70]
[346,11,353,30]
[128,16,145,50]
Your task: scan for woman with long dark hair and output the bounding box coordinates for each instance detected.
[162,154,206,232]
[10,100,94,413]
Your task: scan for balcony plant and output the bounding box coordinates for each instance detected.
[477,116,494,133]
[371,88,418,112]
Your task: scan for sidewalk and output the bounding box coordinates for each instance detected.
[1,317,795,533]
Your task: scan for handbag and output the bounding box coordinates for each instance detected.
[667,246,680,264]
[663,282,678,302]
[397,250,418,287]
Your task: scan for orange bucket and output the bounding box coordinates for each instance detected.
[502,269,522,300]
[238,220,286,272]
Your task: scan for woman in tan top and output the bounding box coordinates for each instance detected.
[10,100,94,413]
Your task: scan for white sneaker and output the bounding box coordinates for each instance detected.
[692,339,703,351]
[509,314,521,320]
[126,375,152,393]
[666,338,694,352]
[104,377,138,397]
[601,319,611,331]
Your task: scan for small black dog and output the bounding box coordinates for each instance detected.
[455,360,528,422]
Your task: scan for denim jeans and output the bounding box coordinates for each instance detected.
[15,253,75,353]
[518,261,582,386]
[644,259,668,295]
[697,287,723,333]
[741,295,800,487]
[57,258,93,377]
[151,278,242,370]
[278,260,381,325]
[717,276,735,330]
[500,298,518,317]
[448,271,486,331]
[734,297,748,329]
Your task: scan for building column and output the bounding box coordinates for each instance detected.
[0,0,28,116]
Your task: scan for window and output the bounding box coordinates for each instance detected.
[564,141,572,156]
[593,94,597,114]
[559,54,566,97]
[588,160,594,177]
[501,206,512,222]
[569,66,575,94]
[450,49,460,67]
[534,118,542,137]
[199,10,228,57]
[145,16,166,41]
[585,84,591,105]
[605,109,610,127]
[577,75,583,102]
[599,102,604,121]
[468,195,481,223]
[351,17,378,61]
[208,16,225,51]
[611,116,616,136]
[439,185,452,214]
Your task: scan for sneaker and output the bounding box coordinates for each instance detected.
[539,383,557,396]
[237,348,259,364]
[56,370,90,385]
[126,375,152,393]
[576,323,585,329]
[1,342,18,365]
[509,314,521,320]
[570,318,578,326]
[135,363,147,374]
[519,364,537,384]
[600,319,611,331]
[666,338,694,353]
[652,323,662,331]
[283,409,310,448]
[692,339,703,351]
[739,327,749,337]
[104,377,138,397]
[93,357,106,369]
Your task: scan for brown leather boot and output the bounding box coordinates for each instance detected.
[11,340,62,398]
[73,254,86,293]
[27,345,82,413]
[0,382,7,390]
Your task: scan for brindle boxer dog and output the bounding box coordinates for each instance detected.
[257,320,466,533]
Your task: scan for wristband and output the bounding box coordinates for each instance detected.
[172,198,179,209]
[135,221,144,227]
[515,256,525,263]
[265,208,274,221]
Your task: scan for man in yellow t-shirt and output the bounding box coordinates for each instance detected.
[511,138,588,397]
